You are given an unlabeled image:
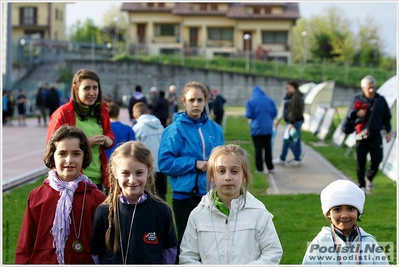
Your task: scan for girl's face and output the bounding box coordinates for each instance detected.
[113,157,151,204]
[76,79,99,106]
[182,87,206,120]
[212,154,244,206]
[328,205,358,235]
[54,138,84,182]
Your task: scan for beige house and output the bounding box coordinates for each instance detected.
[11,2,66,41]
[121,2,299,63]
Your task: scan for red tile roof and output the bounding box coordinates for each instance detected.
[121,2,300,20]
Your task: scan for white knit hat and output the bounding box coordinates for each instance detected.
[150,86,158,92]
[320,180,365,216]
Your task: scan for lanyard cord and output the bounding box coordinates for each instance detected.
[71,182,86,240]
[211,195,241,264]
[330,224,362,265]
[117,202,137,265]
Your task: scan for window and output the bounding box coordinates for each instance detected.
[208,28,233,40]
[254,7,260,14]
[262,31,287,44]
[211,4,217,11]
[147,3,154,7]
[264,7,271,14]
[19,7,36,25]
[200,4,206,10]
[158,3,165,7]
[55,8,58,20]
[156,24,179,36]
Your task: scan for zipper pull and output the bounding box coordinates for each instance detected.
[225,218,228,224]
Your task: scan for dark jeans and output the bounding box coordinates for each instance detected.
[252,134,273,171]
[172,196,202,245]
[159,118,168,128]
[172,195,202,263]
[280,121,303,161]
[214,114,224,125]
[37,106,47,124]
[155,172,167,201]
[355,130,383,188]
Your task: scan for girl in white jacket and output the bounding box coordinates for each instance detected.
[302,180,389,265]
[179,144,283,265]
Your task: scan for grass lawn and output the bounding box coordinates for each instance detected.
[2,113,396,264]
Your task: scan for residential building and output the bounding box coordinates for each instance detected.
[121,2,300,63]
[11,2,66,40]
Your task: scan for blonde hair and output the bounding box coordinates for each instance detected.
[207,144,252,200]
[102,141,163,253]
[132,102,149,118]
[181,81,208,102]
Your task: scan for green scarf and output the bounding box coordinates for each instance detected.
[212,190,230,216]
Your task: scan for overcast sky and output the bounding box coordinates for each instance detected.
[66,1,398,57]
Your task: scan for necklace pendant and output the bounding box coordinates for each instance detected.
[72,240,83,253]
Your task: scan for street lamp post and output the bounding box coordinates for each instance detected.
[301,31,307,65]
[371,39,378,67]
[113,16,119,55]
[20,38,33,70]
[243,34,251,71]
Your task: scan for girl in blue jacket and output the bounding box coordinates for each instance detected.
[158,81,225,250]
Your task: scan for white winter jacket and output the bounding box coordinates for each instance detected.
[132,114,164,172]
[302,226,389,265]
[179,189,283,265]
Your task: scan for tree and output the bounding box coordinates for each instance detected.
[307,7,354,63]
[67,19,100,43]
[98,5,127,54]
[354,15,382,67]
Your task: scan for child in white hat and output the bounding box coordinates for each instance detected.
[302,179,389,265]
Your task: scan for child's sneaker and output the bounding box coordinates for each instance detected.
[272,158,285,165]
[287,159,301,166]
[365,177,374,190]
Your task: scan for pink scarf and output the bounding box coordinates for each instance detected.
[45,170,94,264]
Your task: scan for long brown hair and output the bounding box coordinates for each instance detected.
[102,141,164,253]
[70,69,104,122]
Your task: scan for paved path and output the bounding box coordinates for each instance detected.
[2,108,350,193]
[267,124,349,194]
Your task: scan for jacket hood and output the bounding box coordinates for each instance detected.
[137,114,163,130]
[320,225,373,238]
[132,91,145,100]
[252,85,267,98]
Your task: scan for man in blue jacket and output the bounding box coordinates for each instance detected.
[245,85,278,173]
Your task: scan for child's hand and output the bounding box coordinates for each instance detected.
[102,136,112,147]
[88,135,109,146]
[196,160,207,172]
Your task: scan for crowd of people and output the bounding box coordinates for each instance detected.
[12,70,392,264]
[2,82,66,127]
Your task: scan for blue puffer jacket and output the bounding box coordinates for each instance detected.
[158,111,224,199]
[245,85,278,136]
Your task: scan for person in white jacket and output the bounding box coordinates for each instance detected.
[179,144,283,265]
[302,180,389,265]
[132,102,166,200]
